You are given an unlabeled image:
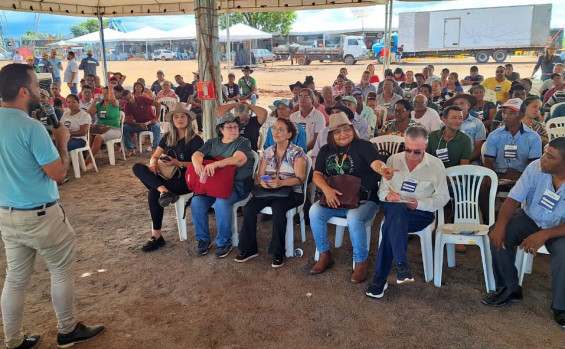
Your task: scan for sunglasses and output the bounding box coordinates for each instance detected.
[496,70,505,73]
[394,109,407,114]
[404,148,423,155]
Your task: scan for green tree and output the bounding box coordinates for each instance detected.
[219,12,296,35]
[70,19,109,37]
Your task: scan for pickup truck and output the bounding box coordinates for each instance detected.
[273,35,368,65]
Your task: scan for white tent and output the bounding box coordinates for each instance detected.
[120,26,170,41]
[67,28,126,43]
[167,25,198,40]
[219,23,272,41]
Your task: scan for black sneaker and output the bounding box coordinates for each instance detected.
[215,244,233,258]
[234,251,259,263]
[554,310,565,328]
[141,236,165,252]
[14,335,40,349]
[196,239,211,256]
[396,263,414,284]
[366,276,388,299]
[272,254,285,268]
[57,322,104,348]
[158,191,179,208]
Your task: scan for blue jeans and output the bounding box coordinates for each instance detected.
[68,83,77,95]
[53,76,61,85]
[190,180,249,247]
[374,202,435,278]
[123,123,161,151]
[67,138,85,151]
[309,200,378,263]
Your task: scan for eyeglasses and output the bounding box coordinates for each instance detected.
[298,95,311,99]
[223,125,239,130]
[394,109,407,114]
[413,100,426,104]
[496,70,505,73]
[271,126,287,133]
[333,126,353,134]
[404,148,423,155]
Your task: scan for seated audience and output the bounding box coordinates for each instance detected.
[290,88,326,151]
[135,78,154,99]
[224,73,241,103]
[379,99,422,137]
[79,84,94,115]
[174,74,195,103]
[411,94,441,132]
[491,84,528,131]
[352,89,376,135]
[376,80,403,122]
[356,70,377,96]
[132,104,203,252]
[400,70,418,92]
[543,73,565,110]
[539,63,564,96]
[235,118,306,268]
[122,90,162,156]
[426,105,472,167]
[309,112,394,283]
[156,80,179,101]
[501,97,548,146]
[264,100,307,151]
[61,94,91,151]
[460,65,484,86]
[482,138,565,329]
[470,85,497,128]
[215,102,268,151]
[366,127,449,298]
[505,63,520,82]
[190,113,255,258]
[50,82,67,108]
[482,66,512,104]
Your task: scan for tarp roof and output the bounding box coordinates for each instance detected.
[67,28,126,43]
[120,26,170,41]
[167,25,197,40]
[0,0,387,17]
[219,23,271,41]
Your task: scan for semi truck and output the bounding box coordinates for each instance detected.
[273,35,368,65]
[373,4,552,63]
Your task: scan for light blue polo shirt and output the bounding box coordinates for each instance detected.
[460,114,486,153]
[485,123,542,173]
[509,160,565,229]
[0,108,60,208]
[48,57,62,78]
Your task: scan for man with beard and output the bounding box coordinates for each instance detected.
[0,63,105,349]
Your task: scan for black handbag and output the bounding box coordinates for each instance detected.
[252,185,292,199]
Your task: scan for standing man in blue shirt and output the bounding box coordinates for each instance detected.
[48,49,63,85]
[482,138,565,328]
[0,64,104,349]
[78,49,99,78]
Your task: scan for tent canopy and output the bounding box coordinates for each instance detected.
[219,23,271,41]
[120,26,170,41]
[0,0,386,17]
[67,28,126,43]
[167,25,197,40]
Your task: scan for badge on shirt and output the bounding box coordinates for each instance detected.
[99,111,106,119]
[539,189,560,212]
[401,178,419,192]
[504,145,517,159]
[495,85,502,92]
[436,148,450,163]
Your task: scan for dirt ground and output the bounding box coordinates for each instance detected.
[2,57,565,348]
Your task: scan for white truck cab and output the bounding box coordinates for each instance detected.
[343,36,368,65]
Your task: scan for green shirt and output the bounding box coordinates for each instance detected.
[95,102,120,128]
[358,104,377,134]
[427,101,440,114]
[426,129,472,168]
[197,136,254,181]
[238,76,256,96]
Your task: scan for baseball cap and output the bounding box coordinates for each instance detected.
[551,73,563,79]
[273,99,291,108]
[157,69,164,74]
[340,95,357,104]
[351,88,363,96]
[500,98,526,113]
[109,76,118,82]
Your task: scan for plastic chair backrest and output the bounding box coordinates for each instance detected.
[439,165,498,226]
[546,116,565,129]
[480,141,487,165]
[547,127,565,140]
[370,135,404,157]
[251,150,259,175]
[119,111,126,135]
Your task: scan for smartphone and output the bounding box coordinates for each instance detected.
[160,156,171,162]
[260,175,271,182]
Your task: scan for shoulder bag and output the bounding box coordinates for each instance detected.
[155,149,181,180]
[186,156,236,199]
[320,174,361,209]
[251,143,293,200]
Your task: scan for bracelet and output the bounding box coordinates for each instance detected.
[379,162,387,175]
[179,162,184,169]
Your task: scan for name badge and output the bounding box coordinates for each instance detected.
[99,111,106,119]
[401,178,419,192]
[504,145,517,159]
[539,189,560,212]
[495,85,502,92]
[475,110,484,120]
[436,148,450,163]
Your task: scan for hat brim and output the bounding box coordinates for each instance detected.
[443,94,477,109]
[165,108,196,122]
[242,69,254,73]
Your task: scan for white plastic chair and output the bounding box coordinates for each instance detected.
[230,151,260,247]
[370,135,404,156]
[515,245,550,286]
[174,193,194,241]
[434,165,497,292]
[138,131,154,153]
[546,115,565,129]
[158,97,178,135]
[547,127,565,141]
[259,155,312,258]
[317,209,378,270]
[105,111,126,166]
[378,216,436,282]
[69,125,98,178]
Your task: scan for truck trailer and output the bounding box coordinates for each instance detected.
[392,4,552,63]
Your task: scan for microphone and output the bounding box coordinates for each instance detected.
[41,102,59,129]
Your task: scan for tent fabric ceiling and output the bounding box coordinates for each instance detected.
[219,23,271,40]
[0,0,387,17]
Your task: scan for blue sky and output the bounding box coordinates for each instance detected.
[1,0,563,38]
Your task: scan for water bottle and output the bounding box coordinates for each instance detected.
[294,248,303,258]
[199,173,208,183]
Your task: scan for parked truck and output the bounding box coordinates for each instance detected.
[374,4,552,64]
[273,35,368,65]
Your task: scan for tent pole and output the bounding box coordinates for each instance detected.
[98,15,108,85]
[226,9,231,74]
[386,0,394,68]
[382,0,389,73]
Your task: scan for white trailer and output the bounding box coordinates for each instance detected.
[398,4,552,63]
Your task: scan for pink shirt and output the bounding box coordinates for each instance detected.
[156,90,178,100]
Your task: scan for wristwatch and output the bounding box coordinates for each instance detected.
[179,162,185,169]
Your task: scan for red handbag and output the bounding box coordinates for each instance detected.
[186,157,237,199]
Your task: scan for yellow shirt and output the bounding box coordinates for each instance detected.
[481,77,511,103]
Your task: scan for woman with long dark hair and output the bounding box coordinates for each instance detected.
[532,44,562,81]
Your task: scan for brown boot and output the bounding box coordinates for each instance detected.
[310,251,335,274]
[350,260,370,283]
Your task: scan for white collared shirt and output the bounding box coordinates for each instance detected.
[290,108,326,145]
[379,152,450,212]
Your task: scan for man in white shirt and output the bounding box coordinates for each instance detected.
[290,88,326,151]
[411,94,442,132]
[366,126,449,299]
[63,51,79,95]
[79,84,95,121]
